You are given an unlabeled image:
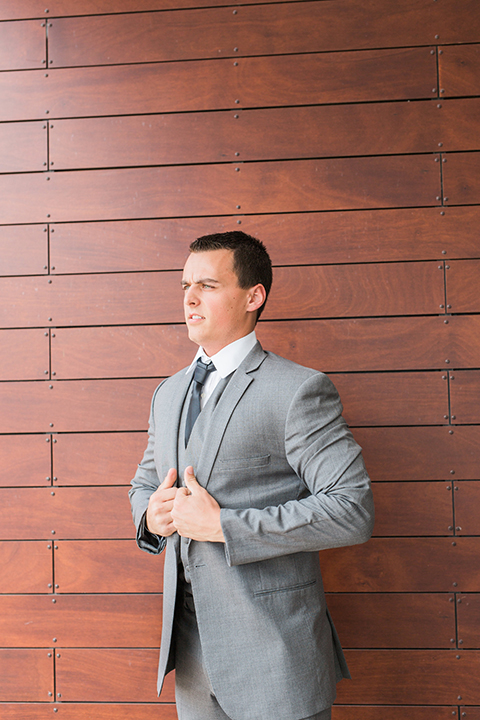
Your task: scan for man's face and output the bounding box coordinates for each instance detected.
[182,249,259,356]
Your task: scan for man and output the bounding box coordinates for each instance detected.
[129,231,374,720]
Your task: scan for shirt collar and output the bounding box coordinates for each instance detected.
[187,331,257,378]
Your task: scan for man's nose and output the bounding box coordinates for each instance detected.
[184,286,199,305]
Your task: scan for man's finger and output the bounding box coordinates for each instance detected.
[183,466,200,493]
[159,467,177,490]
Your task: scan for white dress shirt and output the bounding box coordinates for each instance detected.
[186,331,257,409]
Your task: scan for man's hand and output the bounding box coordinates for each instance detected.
[146,468,178,537]
[171,466,225,543]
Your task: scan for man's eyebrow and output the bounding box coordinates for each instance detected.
[181,277,219,286]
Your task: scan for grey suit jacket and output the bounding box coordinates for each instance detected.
[129,342,374,720]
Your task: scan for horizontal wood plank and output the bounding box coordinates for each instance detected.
[439,43,480,98]
[53,432,147,486]
[327,593,455,648]
[0,19,45,71]
[0,121,46,172]
[0,329,49,380]
[0,379,158,433]
[446,260,480,313]
[371,482,453,536]
[457,594,480,648]
[0,487,135,540]
[0,650,53,702]
[0,48,437,122]
[55,649,175,702]
[49,206,480,274]
[332,708,456,720]
[455,482,480,536]
[54,540,163,593]
[450,371,480,424]
[338,649,480,704]
[7,706,179,720]
[0,541,52,593]
[0,594,162,647]
[444,152,480,206]
[353,426,480,481]
[331,371,448,427]
[321,538,480,592]
[0,434,51,487]
[0,224,48,276]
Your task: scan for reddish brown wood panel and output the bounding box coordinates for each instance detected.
[372,482,453,536]
[0,707,63,720]
[0,19,45,70]
[0,595,58,647]
[460,710,480,720]
[265,262,445,320]
[54,540,163,593]
[327,593,455,648]
[51,316,452,381]
[0,329,49,380]
[331,371,448,427]
[338,650,480,704]
[53,432,147,486]
[446,260,480,313]
[0,275,51,328]
[0,156,441,225]
[0,487,134,540]
[332,708,456,720]
[0,47,437,123]
[56,649,174,702]
[444,152,480,206]
[0,434,51,487]
[0,120,46,172]
[48,594,162,647]
[49,206,480,274]
[49,99,480,171]
[455,482,480,536]
[0,541,52,593]
[353,426,480,481]
[457,594,480,648]
[321,538,480,592]
[439,43,480,98]
[443,314,480,367]
[0,650,53,702]
[37,707,177,720]
[0,379,158,433]
[0,224,48,276]
[450,371,480,424]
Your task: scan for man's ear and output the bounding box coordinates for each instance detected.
[246,284,267,314]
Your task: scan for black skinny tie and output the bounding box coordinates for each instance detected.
[184,359,216,447]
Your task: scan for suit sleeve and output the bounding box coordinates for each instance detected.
[129,383,167,555]
[220,372,374,566]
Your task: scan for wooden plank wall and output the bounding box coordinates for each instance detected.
[0,0,479,717]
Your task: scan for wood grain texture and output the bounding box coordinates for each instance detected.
[0,47,437,122]
[1,594,163,647]
[455,482,480,536]
[49,206,480,274]
[53,432,147,486]
[327,593,455,648]
[56,649,174,702]
[331,371,448,427]
[0,329,49,380]
[446,260,480,313]
[332,708,456,720]
[0,650,53,702]
[457,595,480,648]
[49,99,480,170]
[439,43,480,98]
[450,371,480,424]
[0,434,51,488]
[0,224,48,276]
[443,152,480,206]
[0,487,134,540]
[353,426,480,481]
[0,541,52,593]
[11,706,180,720]
[321,538,480,592]
[0,19,45,70]
[371,482,453,536]
[54,540,163,593]
[0,378,159,433]
[338,649,480,704]
[0,120,46,172]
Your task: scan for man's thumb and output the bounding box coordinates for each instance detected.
[160,467,177,489]
[184,466,198,491]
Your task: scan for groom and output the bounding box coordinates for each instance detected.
[129,231,374,720]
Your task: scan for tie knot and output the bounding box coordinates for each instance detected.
[194,359,216,385]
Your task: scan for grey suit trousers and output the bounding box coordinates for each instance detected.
[174,587,332,720]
